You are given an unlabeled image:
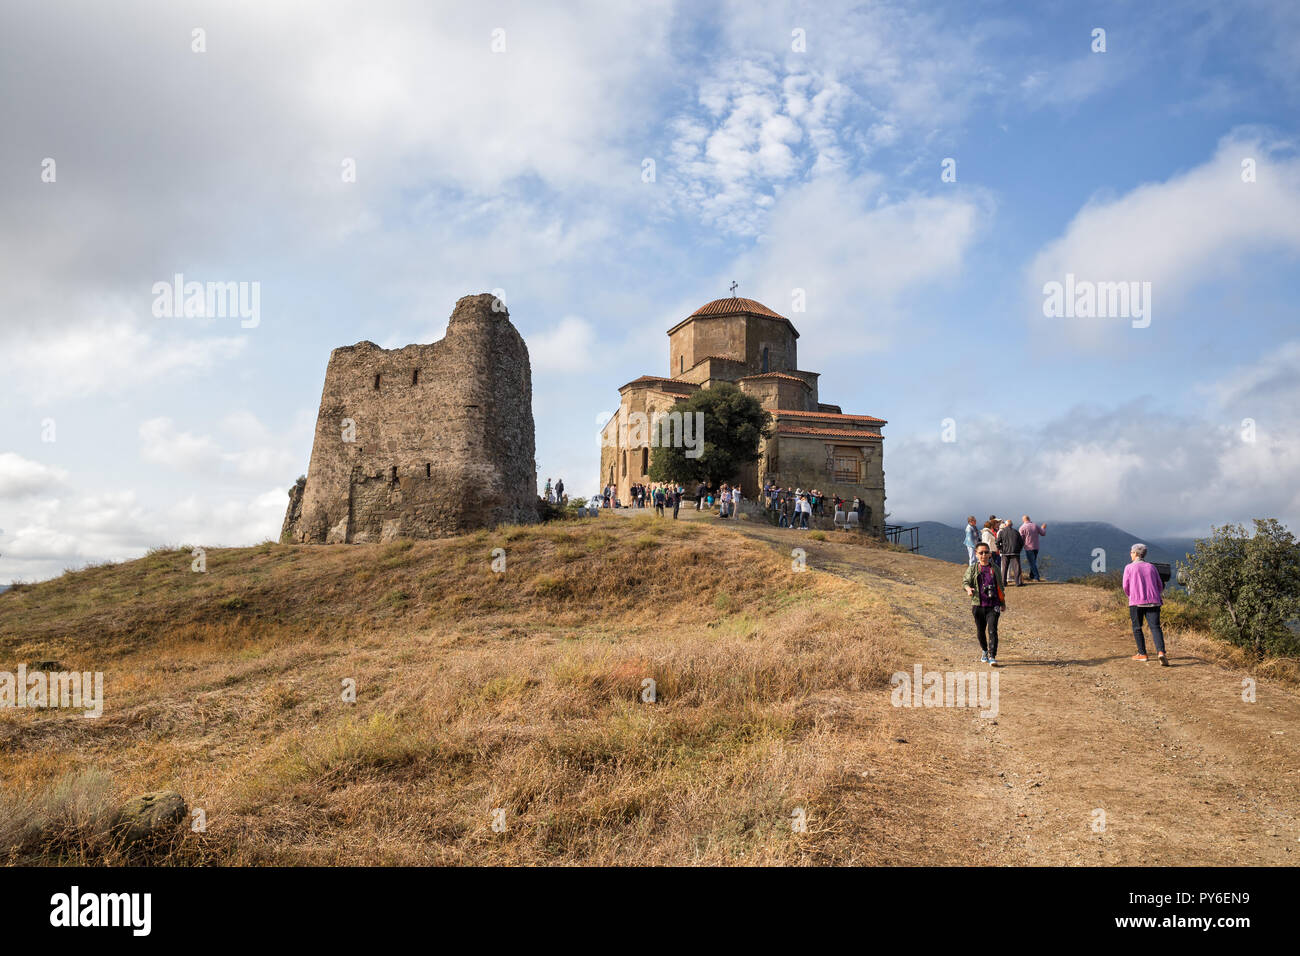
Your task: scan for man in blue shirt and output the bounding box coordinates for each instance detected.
[963,516,980,565]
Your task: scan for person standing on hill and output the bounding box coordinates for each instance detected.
[1122,543,1169,665]
[671,484,682,520]
[555,478,564,504]
[1019,515,1047,581]
[997,519,1023,586]
[963,542,1005,666]
[981,518,998,557]
[963,516,980,565]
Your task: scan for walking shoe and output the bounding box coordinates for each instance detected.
[988,658,998,667]
[1158,651,1169,666]
[1131,654,1148,662]
[979,653,989,664]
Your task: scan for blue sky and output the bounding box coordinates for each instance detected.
[2,0,1299,581]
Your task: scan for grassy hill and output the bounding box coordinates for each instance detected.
[901,519,1197,580]
[0,515,922,865]
[4,510,1298,866]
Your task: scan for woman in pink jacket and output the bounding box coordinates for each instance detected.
[1121,543,1169,665]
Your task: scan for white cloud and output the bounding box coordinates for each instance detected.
[0,485,288,583]
[890,343,1300,537]
[1020,53,1128,109]
[728,173,989,349]
[1025,132,1300,337]
[529,316,599,373]
[666,60,854,236]
[138,416,298,483]
[0,319,247,404]
[0,453,68,498]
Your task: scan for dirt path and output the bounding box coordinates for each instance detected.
[621,506,1300,864]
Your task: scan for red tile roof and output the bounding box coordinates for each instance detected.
[667,296,799,337]
[776,427,884,440]
[690,296,787,320]
[774,409,887,424]
[618,375,696,392]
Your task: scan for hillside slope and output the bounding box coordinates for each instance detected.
[0,517,929,865]
[1,511,1295,865]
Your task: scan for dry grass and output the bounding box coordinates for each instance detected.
[0,514,930,865]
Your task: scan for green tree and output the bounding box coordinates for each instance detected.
[647,382,772,489]
[1180,519,1300,656]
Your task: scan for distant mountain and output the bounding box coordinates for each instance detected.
[897,519,1198,581]
[0,585,9,595]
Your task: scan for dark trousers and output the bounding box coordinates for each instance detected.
[973,606,1000,658]
[1130,606,1165,655]
[1001,553,1022,586]
[1024,548,1040,580]
[655,502,664,516]
[672,499,680,519]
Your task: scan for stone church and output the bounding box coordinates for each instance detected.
[599,295,887,533]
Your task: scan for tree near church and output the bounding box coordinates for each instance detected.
[1179,518,1300,656]
[648,382,771,489]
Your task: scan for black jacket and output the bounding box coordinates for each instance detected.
[996,525,1023,555]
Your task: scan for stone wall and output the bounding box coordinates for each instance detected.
[758,435,886,535]
[283,293,536,543]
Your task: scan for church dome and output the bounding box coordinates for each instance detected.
[689,296,787,320]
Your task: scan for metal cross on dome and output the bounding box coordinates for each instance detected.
[729,281,738,295]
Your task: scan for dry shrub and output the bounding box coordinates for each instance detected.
[0,769,116,863]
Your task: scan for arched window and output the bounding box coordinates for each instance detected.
[412,369,420,385]
[680,355,684,374]
[390,465,398,483]
[641,447,649,473]
[621,450,628,476]
[373,373,381,390]
[425,463,431,478]
[762,346,769,373]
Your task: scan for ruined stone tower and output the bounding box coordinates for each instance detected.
[282,293,537,543]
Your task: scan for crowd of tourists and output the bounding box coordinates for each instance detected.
[961,514,1047,584]
[959,513,1169,669]
[599,482,688,518]
[761,482,868,531]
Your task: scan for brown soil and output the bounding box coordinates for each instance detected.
[716,510,1300,864]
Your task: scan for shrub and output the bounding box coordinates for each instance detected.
[1180,519,1300,656]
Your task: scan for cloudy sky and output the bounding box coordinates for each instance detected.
[3,0,1299,581]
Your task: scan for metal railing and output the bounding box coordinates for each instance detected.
[884,524,920,553]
